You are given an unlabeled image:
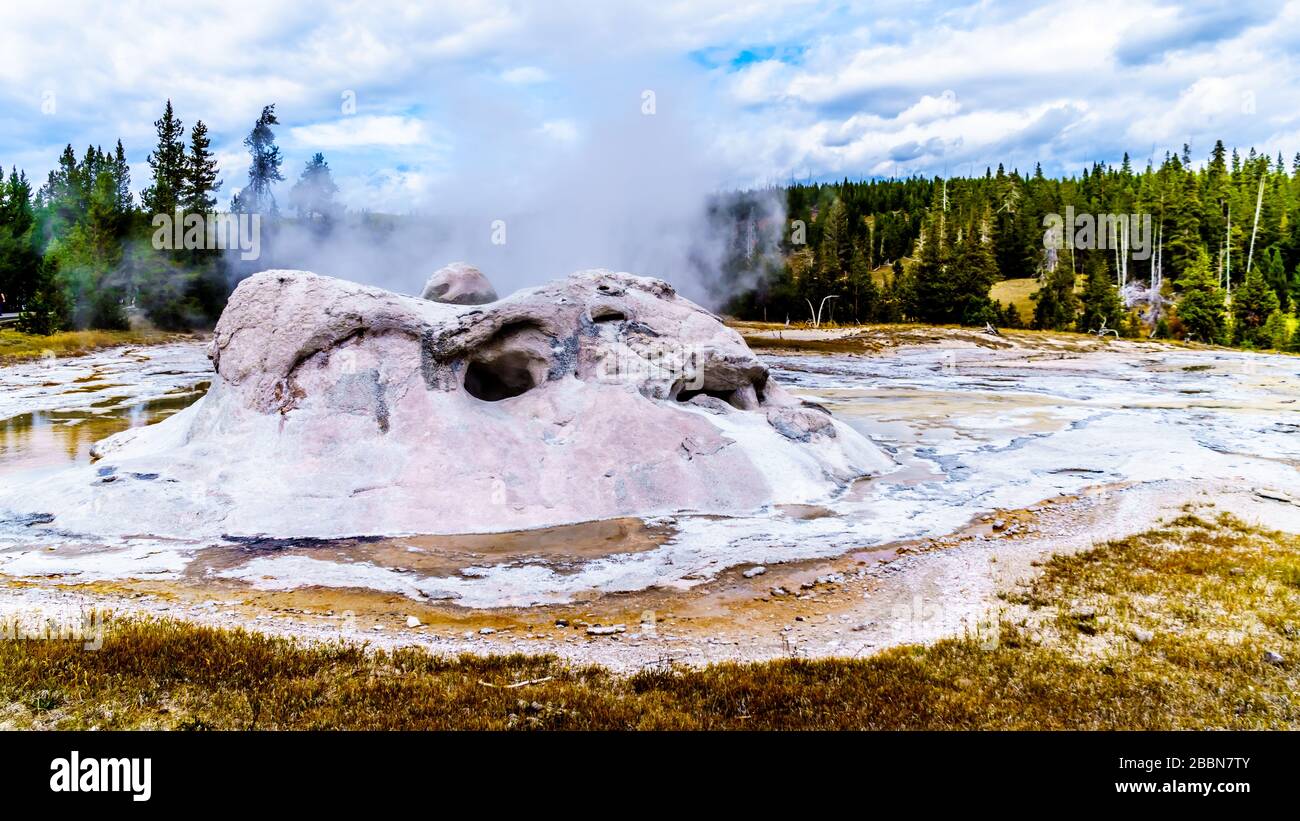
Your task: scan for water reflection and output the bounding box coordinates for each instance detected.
[0,382,208,478]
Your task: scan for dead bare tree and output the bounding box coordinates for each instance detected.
[1245,175,1265,275]
[804,294,839,328]
[1091,321,1119,339]
[1225,204,1231,298]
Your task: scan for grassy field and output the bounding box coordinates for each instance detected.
[989,277,1041,319]
[799,272,1044,328]
[0,328,182,365]
[2,513,1295,730]
[868,264,1042,321]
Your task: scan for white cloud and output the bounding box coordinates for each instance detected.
[0,0,1296,214]
[289,115,433,148]
[538,119,579,143]
[714,0,1300,179]
[1127,76,1261,145]
[501,66,550,84]
[897,91,961,125]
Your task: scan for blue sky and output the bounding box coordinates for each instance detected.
[1,0,1298,215]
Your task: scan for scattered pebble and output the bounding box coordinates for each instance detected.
[743,566,768,579]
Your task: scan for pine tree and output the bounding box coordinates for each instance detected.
[1231,267,1281,347]
[1032,260,1078,331]
[34,143,134,329]
[848,241,878,321]
[1203,140,1229,257]
[240,105,284,214]
[875,260,906,322]
[815,197,850,287]
[182,120,221,212]
[1166,168,1202,279]
[910,211,998,325]
[1174,249,1226,343]
[0,167,43,315]
[111,140,134,215]
[1076,254,1123,333]
[288,153,338,222]
[1257,245,1289,310]
[42,144,86,239]
[14,258,68,334]
[1261,310,1290,350]
[82,161,124,270]
[993,171,1035,280]
[950,216,1000,324]
[141,100,187,216]
[909,212,952,322]
[1001,301,1024,328]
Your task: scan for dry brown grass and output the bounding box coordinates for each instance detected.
[989,277,1041,319]
[0,328,185,365]
[739,323,1016,354]
[2,514,1295,729]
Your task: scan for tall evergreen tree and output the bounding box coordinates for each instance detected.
[0,167,42,314]
[111,140,134,215]
[908,212,952,322]
[182,120,221,212]
[1166,165,1202,279]
[1032,259,1078,331]
[239,104,284,214]
[1076,254,1123,333]
[813,197,851,300]
[14,258,68,334]
[1174,249,1226,343]
[949,221,1000,325]
[1231,267,1281,347]
[288,153,338,222]
[848,241,878,322]
[1256,245,1289,310]
[141,100,186,216]
[41,144,86,240]
[909,210,998,324]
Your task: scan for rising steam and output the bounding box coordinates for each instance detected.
[230,80,787,309]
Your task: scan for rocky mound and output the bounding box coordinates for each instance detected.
[16,269,895,538]
[420,261,498,305]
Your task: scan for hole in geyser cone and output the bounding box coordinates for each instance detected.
[673,373,767,410]
[463,351,542,401]
[676,387,738,405]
